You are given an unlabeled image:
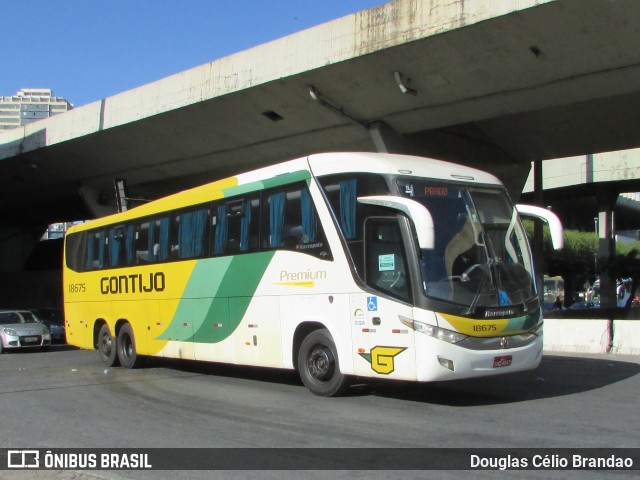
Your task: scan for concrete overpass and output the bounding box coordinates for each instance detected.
[3,0,640,306]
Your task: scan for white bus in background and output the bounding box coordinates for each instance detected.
[63,152,563,396]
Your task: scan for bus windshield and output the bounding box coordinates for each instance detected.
[397,179,536,311]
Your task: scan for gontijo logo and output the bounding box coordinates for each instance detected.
[359,346,407,374]
[100,272,165,294]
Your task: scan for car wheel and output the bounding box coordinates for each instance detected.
[97,324,119,367]
[297,329,351,397]
[116,323,139,368]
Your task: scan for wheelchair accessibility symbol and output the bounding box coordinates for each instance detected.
[367,296,378,312]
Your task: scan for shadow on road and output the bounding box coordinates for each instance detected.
[144,353,640,406]
[362,354,640,406]
[150,357,303,387]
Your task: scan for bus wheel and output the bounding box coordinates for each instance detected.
[116,323,139,368]
[97,324,119,367]
[298,329,350,397]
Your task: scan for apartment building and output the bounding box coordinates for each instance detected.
[0,88,72,131]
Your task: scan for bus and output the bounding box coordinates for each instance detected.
[63,152,563,396]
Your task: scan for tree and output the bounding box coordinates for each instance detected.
[523,220,640,309]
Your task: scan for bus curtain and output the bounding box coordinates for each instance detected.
[214,204,228,255]
[340,179,357,240]
[158,217,170,261]
[147,221,155,261]
[239,201,252,252]
[125,224,135,265]
[108,229,121,268]
[98,231,106,268]
[269,192,285,247]
[179,209,207,258]
[301,188,317,244]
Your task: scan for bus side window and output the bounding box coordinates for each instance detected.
[212,196,259,256]
[85,231,106,271]
[262,183,332,260]
[364,217,411,303]
[122,225,136,266]
[136,221,152,263]
[175,207,209,259]
[107,227,123,268]
[156,217,170,262]
[64,231,84,272]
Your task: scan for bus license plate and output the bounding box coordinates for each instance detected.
[492,356,512,368]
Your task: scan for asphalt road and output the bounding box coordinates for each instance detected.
[0,346,638,480]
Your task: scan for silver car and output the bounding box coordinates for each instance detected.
[0,310,51,353]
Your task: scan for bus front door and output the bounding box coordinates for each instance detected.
[351,217,416,380]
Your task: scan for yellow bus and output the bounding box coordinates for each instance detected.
[63,152,563,396]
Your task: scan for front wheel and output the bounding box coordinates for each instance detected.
[116,323,139,368]
[297,329,351,397]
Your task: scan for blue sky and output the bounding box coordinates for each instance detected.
[4,0,386,107]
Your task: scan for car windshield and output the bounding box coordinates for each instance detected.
[398,179,536,310]
[0,311,40,324]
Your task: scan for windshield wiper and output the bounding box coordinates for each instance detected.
[465,264,492,316]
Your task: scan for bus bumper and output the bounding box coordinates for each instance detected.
[414,333,544,382]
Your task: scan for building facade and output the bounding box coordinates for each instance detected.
[0,88,72,131]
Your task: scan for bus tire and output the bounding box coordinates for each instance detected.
[116,323,139,369]
[298,329,350,397]
[97,324,119,367]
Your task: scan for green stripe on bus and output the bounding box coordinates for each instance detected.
[221,170,310,198]
[156,252,275,343]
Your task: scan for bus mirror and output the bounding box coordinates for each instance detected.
[358,196,435,249]
[516,204,564,250]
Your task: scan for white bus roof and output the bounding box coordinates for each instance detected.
[237,152,503,186]
[307,152,502,185]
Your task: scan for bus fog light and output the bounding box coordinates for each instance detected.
[438,356,455,371]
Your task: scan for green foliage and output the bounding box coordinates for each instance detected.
[523,219,640,279]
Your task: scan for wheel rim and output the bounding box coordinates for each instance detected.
[307,344,335,382]
[99,332,113,357]
[121,334,133,359]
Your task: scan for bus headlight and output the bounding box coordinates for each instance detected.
[399,316,467,344]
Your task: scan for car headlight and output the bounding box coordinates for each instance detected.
[399,316,468,344]
[43,333,51,340]
[3,328,19,336]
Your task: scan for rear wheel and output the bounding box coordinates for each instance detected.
[297,329,351,397]
[116,323,139,368]
[97,324,119,367]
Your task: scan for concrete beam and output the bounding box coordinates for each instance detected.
[597,190,619,309]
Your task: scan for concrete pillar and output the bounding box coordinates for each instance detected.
[533,160,544,305]
[78,183,116,218]
[597,190,619,309]
[369,121,413,154]
[0,228,39,272]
